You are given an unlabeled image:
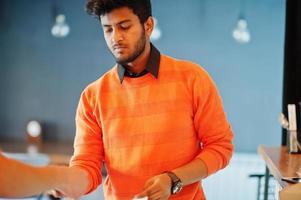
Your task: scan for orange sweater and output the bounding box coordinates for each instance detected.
[70,54,234,200]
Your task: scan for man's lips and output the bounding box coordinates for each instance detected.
[113,45,127,51]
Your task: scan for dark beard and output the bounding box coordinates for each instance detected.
[115,32,146,66]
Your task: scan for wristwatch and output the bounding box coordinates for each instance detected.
[165,171,183,194]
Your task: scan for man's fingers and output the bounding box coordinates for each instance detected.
[144,178,154,189]
[135,190,148,198]
[136,186,153,198]
[147,190,162,200]
[135,178,155,197]
[136,183,160,199]
[133,197,148,200]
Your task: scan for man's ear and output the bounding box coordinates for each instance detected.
[144,16,154,37]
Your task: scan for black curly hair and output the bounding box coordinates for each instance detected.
[86,0,152,23]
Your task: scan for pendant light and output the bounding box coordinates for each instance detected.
[232,0,251,44]
[51,0,70,38]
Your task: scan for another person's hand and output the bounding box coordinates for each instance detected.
[47,166,90,200]
[135,173,171,200]
[47,189,78,200]
[47,190,64,199]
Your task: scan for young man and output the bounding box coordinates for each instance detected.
[0,1,233,199]
[68,0,234,199]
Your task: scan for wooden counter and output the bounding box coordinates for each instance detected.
[0,142,73,165]
[258,145,301,200]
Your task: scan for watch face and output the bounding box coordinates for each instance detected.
[172,181,183,194]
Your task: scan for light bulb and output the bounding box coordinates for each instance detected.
[26,120,42,137]
[232,18,251,44]
[51,14,70,38]
[150,17,162,41]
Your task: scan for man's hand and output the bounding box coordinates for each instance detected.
[135,173,172,200]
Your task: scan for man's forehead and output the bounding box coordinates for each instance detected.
[101,17,132,26]
[100,7,136,25]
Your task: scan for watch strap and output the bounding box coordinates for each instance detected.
[165,171,182,194]
[165,171,181,183]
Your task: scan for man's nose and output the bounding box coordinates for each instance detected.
[112,29,123,43]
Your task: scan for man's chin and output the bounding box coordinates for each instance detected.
[113,49,142,65]
[115,55,132,65]
[115,58,129,65]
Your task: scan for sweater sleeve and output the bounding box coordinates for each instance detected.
[69,88,104,194]
[192,67,234,176]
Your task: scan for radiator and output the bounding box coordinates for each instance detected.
[202,153,268,200]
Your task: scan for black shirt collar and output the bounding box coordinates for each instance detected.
[117,43,160,83]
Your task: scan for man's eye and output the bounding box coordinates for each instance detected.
[104,28,113,33]
[120,25,131,30]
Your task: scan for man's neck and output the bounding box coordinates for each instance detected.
[126,42,151,74]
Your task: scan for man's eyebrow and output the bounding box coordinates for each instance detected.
[102,19,132,27]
